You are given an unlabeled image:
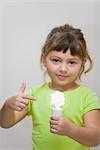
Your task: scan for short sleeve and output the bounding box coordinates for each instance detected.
[27,88,33,116]
[83,92,100,114]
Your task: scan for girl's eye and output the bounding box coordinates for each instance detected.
[53,59,59,62]
[51,59,60,64]
[68,61,77,65]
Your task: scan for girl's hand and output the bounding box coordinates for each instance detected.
[6,83,36,111]
[50,115,72,136]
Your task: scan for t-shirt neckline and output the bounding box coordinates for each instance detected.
[46,82,83,94]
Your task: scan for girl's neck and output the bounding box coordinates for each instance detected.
[49,82,79,92]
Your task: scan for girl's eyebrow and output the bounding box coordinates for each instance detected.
[50,56,62,60]
[50,56,79,61]
[50,56,61,58]
[67,58,79,61]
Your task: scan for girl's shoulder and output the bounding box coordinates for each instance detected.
[76,84,99,103]
[64,84,96,95]
[78,84,97,95]
[27,82,49,96]
[65,84,99,102]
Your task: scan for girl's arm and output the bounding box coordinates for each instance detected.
[0,83,36,128]
[0,101,28,128]
[50,109,100,147]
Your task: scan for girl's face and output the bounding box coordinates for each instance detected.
[42,50,84,91]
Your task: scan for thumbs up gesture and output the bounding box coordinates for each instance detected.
[6,83,36,111]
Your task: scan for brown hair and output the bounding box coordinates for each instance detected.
[41,24,93,74]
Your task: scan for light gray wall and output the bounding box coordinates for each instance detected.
[0,1,100,150]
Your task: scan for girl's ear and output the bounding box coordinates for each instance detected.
[79,58,87,79]
[83,58,87,64]
[40,53,46,68]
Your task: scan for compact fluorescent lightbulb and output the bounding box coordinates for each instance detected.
[50,91,65,116]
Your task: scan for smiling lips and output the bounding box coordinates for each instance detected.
[56,74,69,80]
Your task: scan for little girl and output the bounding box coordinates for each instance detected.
[0,24,100,150]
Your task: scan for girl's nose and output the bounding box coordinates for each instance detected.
[59,63,68,73]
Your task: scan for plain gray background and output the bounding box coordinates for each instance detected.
[0,0,100,150]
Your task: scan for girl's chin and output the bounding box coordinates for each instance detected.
[50,82,78,92]
[55,78,69,85]
[51,81,69,88]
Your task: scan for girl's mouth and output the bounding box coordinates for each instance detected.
[56,74,69,81]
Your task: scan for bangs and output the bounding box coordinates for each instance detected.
[45,33,85,58]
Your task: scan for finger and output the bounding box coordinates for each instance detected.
[50,116,60,121]
[22,95,37,101]
[50,119,58,125]
[17,102,26,109]
[20,98,31,105]
[14,97,27,108]
[16,96,28,105]
[50,124,57,129]
[16,95,36,107]
[50,128,57,134]
[10,103,25,111]
[20,99,29,105]
[15,106,25,111]
[18,83,26,95]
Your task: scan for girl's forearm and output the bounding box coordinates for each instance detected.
[0,101,15,128]
[67,123,100,147]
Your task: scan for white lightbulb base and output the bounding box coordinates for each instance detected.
[52,108,62,116]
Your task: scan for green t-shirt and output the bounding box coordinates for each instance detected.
[28,83,100,150]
